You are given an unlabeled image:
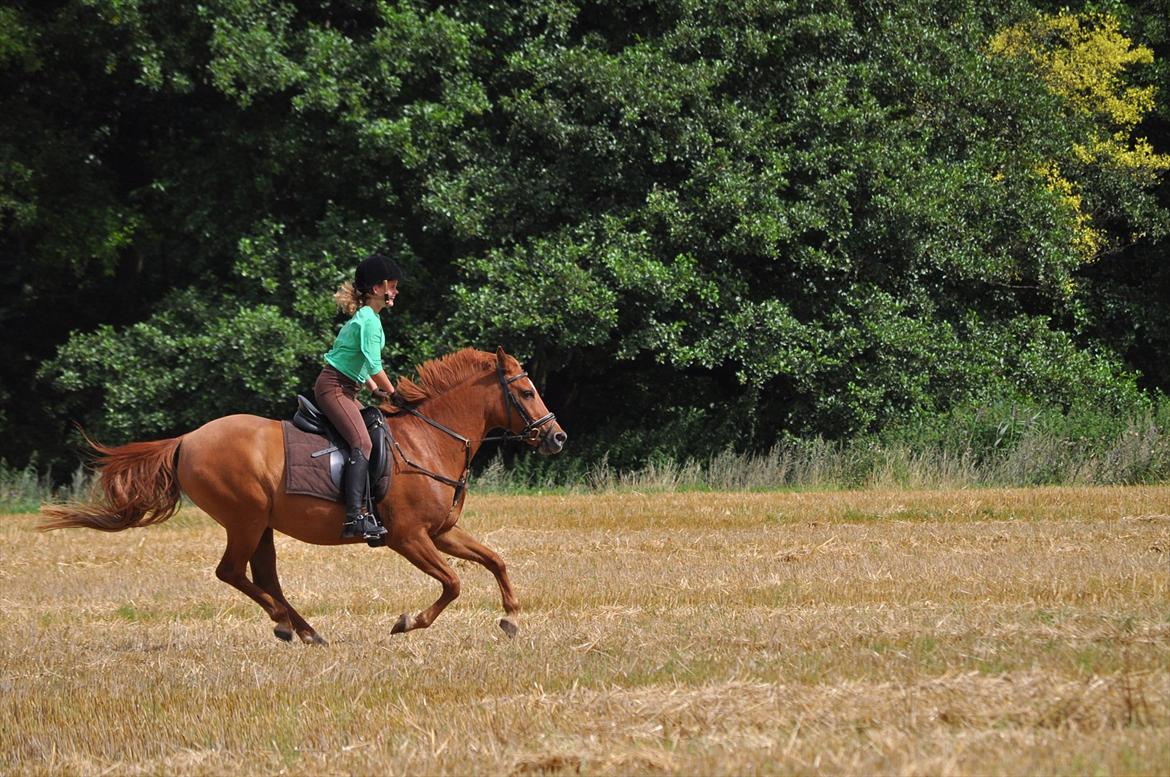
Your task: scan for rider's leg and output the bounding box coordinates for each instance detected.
[340,448,378,538]
[313,367,385,539]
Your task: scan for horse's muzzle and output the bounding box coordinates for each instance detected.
[540,427,567,455]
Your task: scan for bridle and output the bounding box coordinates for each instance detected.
[389,365,558,507]
[497,361,557,444]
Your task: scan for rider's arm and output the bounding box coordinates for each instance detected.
[357,310,394,397]
[368,371,395,396]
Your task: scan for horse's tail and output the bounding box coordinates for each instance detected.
[39,434,184,532]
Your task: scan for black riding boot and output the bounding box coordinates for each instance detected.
[340,450,387,540]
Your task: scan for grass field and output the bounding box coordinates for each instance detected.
[2,487,1169,775]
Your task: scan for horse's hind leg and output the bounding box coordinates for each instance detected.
[433,525,521,638]
[215,522,295,642]
[250,528,326,645]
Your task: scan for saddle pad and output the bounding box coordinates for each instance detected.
[282,420,342,502]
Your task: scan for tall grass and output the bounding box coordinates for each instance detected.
[7,406,1168,510]
[475,406,1170,493]
[0,458,91,514]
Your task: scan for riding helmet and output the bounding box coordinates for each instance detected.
[355,254,403,291]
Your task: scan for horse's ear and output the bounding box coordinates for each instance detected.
[495,345,506,364]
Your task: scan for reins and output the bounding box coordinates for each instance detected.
[387,367,557,507]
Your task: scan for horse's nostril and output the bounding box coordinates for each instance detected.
[554,432,567,445]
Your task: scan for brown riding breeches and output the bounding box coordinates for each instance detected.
[313,365,372,458]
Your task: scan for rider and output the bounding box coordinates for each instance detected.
[316,253,401,540]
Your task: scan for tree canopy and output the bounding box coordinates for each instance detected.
[2,0,1168,474]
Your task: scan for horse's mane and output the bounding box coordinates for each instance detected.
[395,348,499,404]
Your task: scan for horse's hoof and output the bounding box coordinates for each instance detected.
[391,612,414,634]
[301,632,328,646]
[499,616,519,638]
[274,625,294,642]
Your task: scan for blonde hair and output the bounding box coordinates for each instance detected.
[333,281,365,316]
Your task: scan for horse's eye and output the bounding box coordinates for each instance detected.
[522,390,535,399]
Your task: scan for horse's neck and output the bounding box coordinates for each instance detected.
[397,378,498,452]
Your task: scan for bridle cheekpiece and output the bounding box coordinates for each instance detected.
[497,361,556,444]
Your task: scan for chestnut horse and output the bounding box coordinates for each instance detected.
[41,347,566,644]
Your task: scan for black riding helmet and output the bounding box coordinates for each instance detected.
[355,254,403,292]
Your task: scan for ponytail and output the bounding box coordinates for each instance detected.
[332,281,364,316]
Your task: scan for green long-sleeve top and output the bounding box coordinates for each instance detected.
[324,306,384,384]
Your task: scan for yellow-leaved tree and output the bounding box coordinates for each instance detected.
[990,11,1170,259]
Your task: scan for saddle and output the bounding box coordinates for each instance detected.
[283,395,391,504]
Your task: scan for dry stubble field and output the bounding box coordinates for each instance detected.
[2,487,1169,776]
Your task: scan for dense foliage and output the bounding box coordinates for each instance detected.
[2,0,1168,476]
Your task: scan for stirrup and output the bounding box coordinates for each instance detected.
[341,512,381,539]
[360,513,387,538]
[341,513,386,539]
[362,513,388,547]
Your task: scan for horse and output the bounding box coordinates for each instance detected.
[40,347,567,644]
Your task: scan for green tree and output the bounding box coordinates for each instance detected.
[18,0,489,448]
[443,0,1165,462]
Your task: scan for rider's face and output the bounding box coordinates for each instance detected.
[374,279,399,309]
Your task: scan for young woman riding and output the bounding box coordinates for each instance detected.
[315,253,401,540]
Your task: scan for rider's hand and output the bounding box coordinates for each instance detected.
[371,388,391,403]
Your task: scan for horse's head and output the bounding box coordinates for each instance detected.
[494,347,567,455]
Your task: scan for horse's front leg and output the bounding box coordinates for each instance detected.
[388,528,461,634]
[433,524,521,638]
